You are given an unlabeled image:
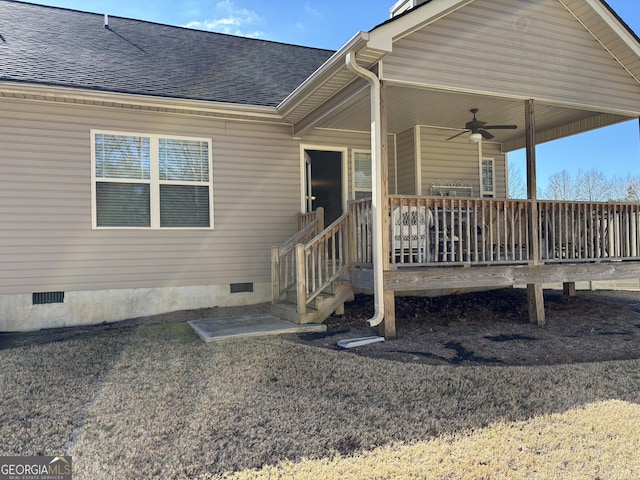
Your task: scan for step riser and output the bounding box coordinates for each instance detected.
[272,282,354,325]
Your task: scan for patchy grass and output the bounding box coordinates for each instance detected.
[1,323,640,479]
[225,400,640,479]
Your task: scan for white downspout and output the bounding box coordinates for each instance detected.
[346,51,384,327]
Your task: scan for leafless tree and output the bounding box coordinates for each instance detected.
[507,161,527,199]
[609,174,640,201]
[540,169,640,202]
[575,169,610,201]
[542,170,579,200]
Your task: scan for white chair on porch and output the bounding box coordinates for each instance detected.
[392,205,434,263]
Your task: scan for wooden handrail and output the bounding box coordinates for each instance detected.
[272,208,324,303]
[297,208,324,231]
[389,195,532,265]
[272,200,371,311]
[537,200,640,262]
[384,195,640,266]
[274,197,640,310]
[302,209,351,305]
[278,220,321,255]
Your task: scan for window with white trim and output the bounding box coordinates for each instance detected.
[481,157,495,198]
[352,150,372,200]
[92,131,213,228]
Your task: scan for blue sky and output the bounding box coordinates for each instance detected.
[29,0,640,190]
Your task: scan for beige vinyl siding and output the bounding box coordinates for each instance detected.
[382,0,640,113]
[419,127,506,197]
[395,128,416,194]
[387,134,398,196]
[0,98,365,295]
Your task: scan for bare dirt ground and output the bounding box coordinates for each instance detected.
[3,288,640,367]
[293,288,640,366]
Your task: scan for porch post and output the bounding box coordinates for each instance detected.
[563,282,576,297]
[379,81,396,339]
[525,99,545,326]
[295,243,307,316]
[271,246,280,304]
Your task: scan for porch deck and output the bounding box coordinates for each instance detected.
[272,197,640,335]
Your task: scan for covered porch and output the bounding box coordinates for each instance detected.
[272,194,640,337]
[275,0,640,337]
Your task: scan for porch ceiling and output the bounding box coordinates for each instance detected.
[310,83,633,152]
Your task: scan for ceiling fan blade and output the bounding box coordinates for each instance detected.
[480,129,494,140]
[483,125,518,130]
[446,130,468,141]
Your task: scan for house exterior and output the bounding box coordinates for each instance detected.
[1,0,639,333]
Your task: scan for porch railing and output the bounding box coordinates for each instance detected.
[390,195,531,265]
[538,201,640,262]
[272,199,371,313]
[388,196,640,266]
[300,212,350,311]
[273,197,640,311]
[272,208,325,302]
[349,199,373,264]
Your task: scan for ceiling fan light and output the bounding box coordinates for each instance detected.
[469,132,482,143]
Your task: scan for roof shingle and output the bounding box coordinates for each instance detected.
[0,0,335,106]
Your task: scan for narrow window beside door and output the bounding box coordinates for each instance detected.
[353,150,372,200]
[481,158,495,198]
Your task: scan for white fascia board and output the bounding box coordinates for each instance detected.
[277,31,372,116]
[582,0,640,57]
[0,82,283,121]
[367,0,474,51]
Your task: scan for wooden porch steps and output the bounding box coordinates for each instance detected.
[271,281,354,325]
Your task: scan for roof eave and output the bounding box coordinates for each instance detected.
[367,0,474,49]
[277,32,374,116]
[599,0,640,45]
[0,82,283,121]
[277,0,477,123]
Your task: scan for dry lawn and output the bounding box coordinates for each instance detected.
[1,320,640,479]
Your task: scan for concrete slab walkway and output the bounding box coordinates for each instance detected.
[188,313,326,342]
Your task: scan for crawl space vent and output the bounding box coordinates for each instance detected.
[32,291,65,305]
[230,283,253,294]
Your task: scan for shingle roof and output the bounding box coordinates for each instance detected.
[0,0,335,107]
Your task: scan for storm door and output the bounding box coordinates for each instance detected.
[304,149,344,227]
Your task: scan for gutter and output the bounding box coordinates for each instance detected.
[277,31,370,116]
[0,82,284,121]
[345,50,385,328]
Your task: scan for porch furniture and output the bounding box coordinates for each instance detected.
[430,180,473,197]
[392,205,433,263]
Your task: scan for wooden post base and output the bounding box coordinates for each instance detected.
[378,290,396,339]
[563,282,576,297]
[527,283,545,326]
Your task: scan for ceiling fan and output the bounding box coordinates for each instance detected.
[446,108,517,142]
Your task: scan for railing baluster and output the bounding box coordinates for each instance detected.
[384,195,640,267]
[631,204,640,257]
